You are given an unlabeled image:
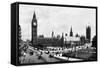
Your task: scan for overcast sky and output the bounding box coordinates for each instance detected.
[19,4,96,41]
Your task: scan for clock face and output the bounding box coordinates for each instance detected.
[33,22,37,26]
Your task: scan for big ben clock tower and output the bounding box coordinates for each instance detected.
[31,12,37,46]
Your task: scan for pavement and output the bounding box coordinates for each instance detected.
[54,55,83,61]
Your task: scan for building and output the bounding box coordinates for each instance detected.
[70,26,73,37]
[86,26,91,43]
[75,33,79,37]
[38,37,63,47]
[52,31,54,38]
[80,36,86,45]
[57,35,60,39]
[65,36,80,47]
[37,32,64,47]
[38,35,44,38]
[19,25,21,42]
[31,12,38,46]
[61,33,64,46]
[65,27,81,47]
[31,12,64,47]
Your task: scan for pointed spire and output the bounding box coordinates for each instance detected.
[52,30,54,38]
[70,26,73,37]
[61,32,64,40]
[71,26,72,32]
[33,11,36,19]
[62,33,64,37]
[75,33,79,37]
[32,11,37,24]
[61,32,64,47]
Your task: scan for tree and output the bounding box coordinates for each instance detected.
[92,35,97,48]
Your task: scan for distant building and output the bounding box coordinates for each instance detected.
[38,32,64,47]
[19,25,22,42]
[65,27,81,47]
[80,36,86,45]
[65,37,80,42]
[57,35,60,39]
[75,33,79,37]
[38,37,63,47]
[31,12,64,47]
[52,31,54,38]
[70,26,73,37]
[86,26,91,43]
[65,36,80,47]
[38,35,44,38]
[61,33,64,47]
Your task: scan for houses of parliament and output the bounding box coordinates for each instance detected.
[19,11,91,48]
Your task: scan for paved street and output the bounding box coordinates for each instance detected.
[19,44,96,64]
[19,50,62,64]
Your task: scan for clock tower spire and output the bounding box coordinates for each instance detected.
[31,11,37,46]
